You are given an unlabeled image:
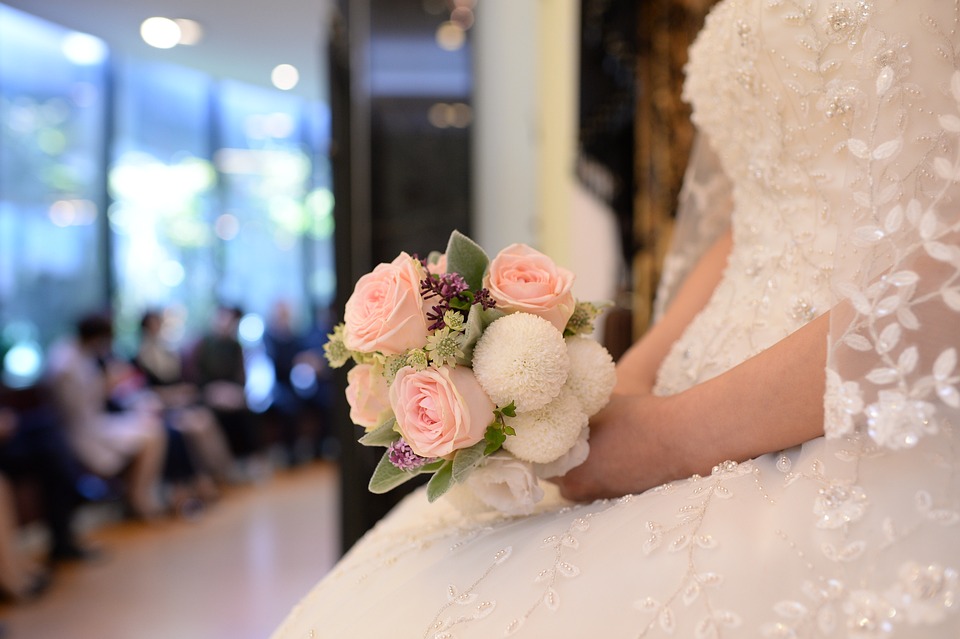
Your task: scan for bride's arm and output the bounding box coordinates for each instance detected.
[614,229,733,395]
[556,313,827,500]
[555,234,828,501]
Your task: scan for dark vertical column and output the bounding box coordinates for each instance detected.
[328,0,383,554]
[100,55,116,309]
[299,106,315,314]
[327,0,474,554]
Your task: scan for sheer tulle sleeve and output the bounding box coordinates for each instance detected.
[653,134,734,320]
[823,2,960,450]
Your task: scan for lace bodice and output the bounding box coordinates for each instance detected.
[656,0,960,418]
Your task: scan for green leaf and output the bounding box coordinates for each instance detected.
[446,230,489,291]
[426,460,454,502]
[420,459,447,473]
[368,451,419,494]
[500,401,517,417]
[449,297,472,312]
[452,440,487,483]
[357,418,399,447]
[483,426,506,456]
[459,305,505,363]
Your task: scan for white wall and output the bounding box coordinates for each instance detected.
[472,1,539,255]
[472,0,622,305]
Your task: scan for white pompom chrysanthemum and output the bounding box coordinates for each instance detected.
[563,336,617,416]
[472,313,569,412]
[502,391,587,464]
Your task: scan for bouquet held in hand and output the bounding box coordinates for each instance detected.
[324,231,616,515]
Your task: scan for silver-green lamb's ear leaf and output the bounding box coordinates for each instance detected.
[458,306,505,363]
[425,460,454,502]
[368,451,419,493]
[420,459,447,473]
[451,440,488,483]
[358,418,399,447]
[446,230,489,291]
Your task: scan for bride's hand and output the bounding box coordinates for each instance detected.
[552,393,691,502]
[555,309,831,503]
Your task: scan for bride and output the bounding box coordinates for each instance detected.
[274,0,960,636]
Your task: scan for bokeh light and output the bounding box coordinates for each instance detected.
[174,19,203,45]
[238,313,265,344]
[2,341,43,388]
[428,102,473,128]
[61,31,107,65]
[158,260,186,287]
[271,64,300,91]
[141,17,181,49]
[215,213,241,240]
[435,21,465,51]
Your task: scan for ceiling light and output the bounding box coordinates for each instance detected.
[174,19,203,45]
[271,64,300,91]
[141,17,181,49]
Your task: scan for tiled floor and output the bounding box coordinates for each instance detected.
[0,462,340,639]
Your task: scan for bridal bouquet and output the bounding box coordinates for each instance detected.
[324,231,616,515]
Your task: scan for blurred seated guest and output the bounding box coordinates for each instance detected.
[45,313,166,520]
[263,301,309,465]
[0,473,48,601]
[103,357,208,517]
[0,400,107,563]
[187,305,263,480]
[298,306,338,459]
[134,310,233,486]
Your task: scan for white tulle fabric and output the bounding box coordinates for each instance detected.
[272,1,960,637]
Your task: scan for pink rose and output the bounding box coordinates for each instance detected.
[483,243,576,331]
[427,254,447,275]
[345,364,390,429]
[389,365,494,458]
[343,252,429,355]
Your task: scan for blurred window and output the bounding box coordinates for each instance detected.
[110,59,217,351]
[216,81,313,324]
[0,6,334,380]
[0,5,108,386]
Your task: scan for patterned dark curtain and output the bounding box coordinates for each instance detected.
[632,0,718,336]
[578,0,718,343]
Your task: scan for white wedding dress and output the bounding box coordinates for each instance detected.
[273,1,960,636]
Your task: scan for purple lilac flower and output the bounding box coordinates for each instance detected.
[422,273,470,330]
[438,273,468,298]
[421,273,469,303]
[388,439,433,471]
[426,306,447,332]
[473,287,497,310]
